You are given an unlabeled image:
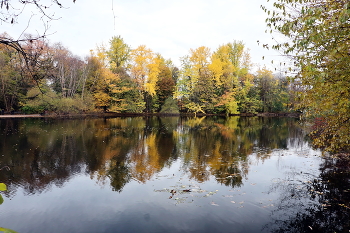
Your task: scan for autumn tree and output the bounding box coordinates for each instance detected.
[107,36,131,71]
[209,43,245,114]
[255,67,289,112]
[87,46,144,113]
[176,42,254,115]
[50,43,86,98]
[129,45,152,90]
[129,45,164,112]
[0,1,76,83]
[0,33,60,113]
[178,46,216,114]
[106,37,147,113]
[263,0,350,152]
[155,56,176,111]
[209,44,235,91]
[15,38,96,114]
[85,49,113,111]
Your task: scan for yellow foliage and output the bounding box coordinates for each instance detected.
[189,46,211,71]
[130,45,153,90]
[145,56,161,96]
[208,57,224,86]
[189,46,211,84]
[93,91,110,107]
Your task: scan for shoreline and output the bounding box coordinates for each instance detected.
[0,114,43,118]
[0,112,301,119]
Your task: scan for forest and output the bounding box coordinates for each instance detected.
[0,0,349,153]
[0,33,294,115]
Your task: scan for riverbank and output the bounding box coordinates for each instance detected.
[0,114,43,118]
[0,112,302,118]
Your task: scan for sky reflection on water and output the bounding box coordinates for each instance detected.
[0,116,347,233]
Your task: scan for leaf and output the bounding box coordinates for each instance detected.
[210,201,219,206]
[0,227,18,233]
[0,183,6,191]
[0,194,3,205]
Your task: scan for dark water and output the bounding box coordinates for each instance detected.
[0,116,348,233]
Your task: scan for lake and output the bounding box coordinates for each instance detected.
[0,116,349,233]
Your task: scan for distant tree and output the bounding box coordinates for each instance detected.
[129,45,164,112]
[50,43,86,98]
[175,42,254,114]
[155,57,176,111]
[107,36,131,70]
[256,67,290,112]
[186,46,215,114]
[0,1,76,82]
[87,48,145,113]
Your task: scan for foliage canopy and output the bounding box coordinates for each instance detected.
[263,0,350,152]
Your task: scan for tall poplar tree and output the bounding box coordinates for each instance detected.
[107,36,131,70]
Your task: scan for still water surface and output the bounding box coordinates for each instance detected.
[0,116,348,232]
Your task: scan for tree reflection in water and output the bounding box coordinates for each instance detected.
[1,116,349,232]
[265,154,350,233]
[0,116,306,196]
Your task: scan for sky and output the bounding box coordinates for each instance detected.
[2,0,282,71]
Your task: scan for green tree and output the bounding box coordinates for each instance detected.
[107,36,131,70]
[263,0,350,152]
[256,67,279,112]
[237,73,261,114]
[155,56,176,112]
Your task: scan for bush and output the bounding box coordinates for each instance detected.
[21,87,95,115]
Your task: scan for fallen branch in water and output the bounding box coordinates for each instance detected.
[0,166,10,171]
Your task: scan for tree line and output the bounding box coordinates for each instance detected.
[0,33,295,115]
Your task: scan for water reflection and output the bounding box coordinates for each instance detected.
[1,116,347,232]
[0,117,304,195]
[266,154,350,233]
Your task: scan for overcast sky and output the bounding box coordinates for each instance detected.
[2,0,282,70]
